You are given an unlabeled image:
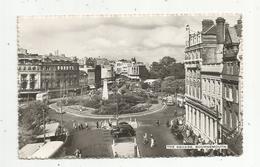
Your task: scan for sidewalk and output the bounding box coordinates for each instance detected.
[49,101,166,119]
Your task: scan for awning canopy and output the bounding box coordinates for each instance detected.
[37,122,60,138]
[29,141,64,159]
[19,143,44,159]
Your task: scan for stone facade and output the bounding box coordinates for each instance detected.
[18,50,80,99]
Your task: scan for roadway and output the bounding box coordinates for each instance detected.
[49,104,187,158]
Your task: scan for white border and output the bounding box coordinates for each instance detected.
[0,0,259,167]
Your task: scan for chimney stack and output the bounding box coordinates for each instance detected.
[235,18,242,37]
[216,17,226,44]
[202,19,214,33]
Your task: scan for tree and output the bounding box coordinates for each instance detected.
[161,77,185,94]
[18,101,49,148]
[149,56,184,79]
[160,56,176,67]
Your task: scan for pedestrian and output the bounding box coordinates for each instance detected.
[96,121,99,129]
[143,133,148,145]
[80,123,84,130]
[85,122,88,129]
[150,137,155,148]
[166,120,170,128]
[170,119,174,128]
[74,148,80,158]
[73,122,77,131]
[78,122,81,130]
[100,120,103,129]
[156,120,160,126]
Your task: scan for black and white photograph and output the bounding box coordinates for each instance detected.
[17,14,243,159]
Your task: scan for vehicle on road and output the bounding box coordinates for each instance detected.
[110,124,136,138]
[36,92,49,103]
[166,96,174,106]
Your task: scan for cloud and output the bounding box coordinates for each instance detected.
[18,15,241,64]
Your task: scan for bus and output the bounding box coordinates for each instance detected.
[36,92,49,103]
[166,96,174,106]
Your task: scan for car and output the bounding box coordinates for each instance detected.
[110,124,136,138]
[118,122,129,125]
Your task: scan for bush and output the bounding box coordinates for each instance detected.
[148,98,159,104]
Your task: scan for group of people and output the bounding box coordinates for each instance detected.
[143,133,156,148]
[74,148,82,158]
[96,120,112,129]
[73,121,88,131]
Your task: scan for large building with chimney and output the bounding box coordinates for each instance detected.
[184,17,242,154]
[221,19,243,154]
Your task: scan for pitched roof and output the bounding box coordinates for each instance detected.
[227,27,240,44]
[202,25,217,35]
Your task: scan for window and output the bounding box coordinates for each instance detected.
[235,86,239,103]
[225,85,229,99]
[230,112,233,129]
[230,63,233,75]
[229,86,233,100]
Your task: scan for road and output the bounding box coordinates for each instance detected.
[49,105,187,158]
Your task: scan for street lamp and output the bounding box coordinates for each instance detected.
[42,108,46,143]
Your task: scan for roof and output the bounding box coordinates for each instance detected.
[37,122,60,138]
[18,54,42,60]
[227,27,240,44]
[44,55,73,62]
[29,141,64,159]
[203,25,217,35]
[144,79,160,83]
[19,143,44,159]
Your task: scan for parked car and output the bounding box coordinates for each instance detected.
[110,124,136,138]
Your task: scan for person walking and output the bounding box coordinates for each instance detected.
[78,122,81,130]
[85,122,88,129]
[143,133,148,145]
[73,121,77,131]
[150,137,155,148]
[156,120,160,126]
[96,121,99,129]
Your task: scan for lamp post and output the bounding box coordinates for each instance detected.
[42,108,46,143]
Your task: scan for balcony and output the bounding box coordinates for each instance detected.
[201,64,223,73]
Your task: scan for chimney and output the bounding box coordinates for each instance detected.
[235,18,242,37]
[202,19,214,32]
[216,17,226,44]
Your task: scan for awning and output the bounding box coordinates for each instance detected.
[37,122,60,138]
[29,141,64,159]
[19,143,44,159]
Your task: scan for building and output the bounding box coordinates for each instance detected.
[184,17,243,154]
[221,19,242,154]
[184,18,225,144]
[87,68,96,88]
[18,51,42,100]
[114,59,146,80]
[18,50,80,99]
[79,70,88,89]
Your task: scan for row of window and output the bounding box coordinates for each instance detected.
[185,49,201,60]
[186,84,201,100]
[224,61,239,75]
[186,106,217,140]
[202,79,221,95]
[222,108,239,129]
[223,84,239,103]
[18,65,79,71]
[18,66,40,71]
[202,95,220,112]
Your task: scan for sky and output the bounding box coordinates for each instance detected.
[18,14,241,64]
